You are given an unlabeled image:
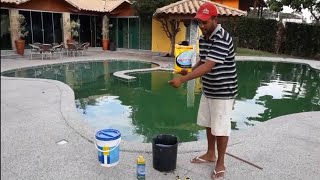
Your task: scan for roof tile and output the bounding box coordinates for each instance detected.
[0,0,30,4]
[0,0,131,12]
[154,0,247,18]
[65,0,131,12]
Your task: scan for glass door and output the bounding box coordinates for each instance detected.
[129,18,139,49]
[95,15,102,47]
[109,18,117,47]
[117,18,128,48]
[71,14,101,47]
[43,12,54,43]
[18,10,62,48]
[110,17,151,50]
[90,16,96,47]
[31,12,43,43]
[79,15,91,44]
[1,9,12,49]
[53,13,62,43]
[139,16,152,50]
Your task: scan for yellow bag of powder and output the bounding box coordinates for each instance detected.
[173,44,195,74]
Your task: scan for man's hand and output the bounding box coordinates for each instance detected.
[173,68,188,75]
[169,60,215,88]
[168,78,183,88]
[178,69,189,76]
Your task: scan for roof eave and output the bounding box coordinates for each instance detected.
[154,12,246,19]
[63,0,81,10]
[106,0,132,12]
[153,0,247,19]
[0,0,31,5]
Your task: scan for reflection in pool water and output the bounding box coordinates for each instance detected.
[2,60,320,142]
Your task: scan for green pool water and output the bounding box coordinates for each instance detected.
[2,60,320,142]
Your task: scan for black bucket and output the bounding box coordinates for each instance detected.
[109,41,116,51]
[152,134,178,172]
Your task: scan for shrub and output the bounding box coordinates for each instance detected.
[10,14,29,40]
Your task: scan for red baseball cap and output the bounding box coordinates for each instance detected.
[194,2,218,21]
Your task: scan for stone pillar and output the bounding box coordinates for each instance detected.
[102,15,109,39]
[9,9,19,51]
[189,20,198,47]
[62,12,71,43]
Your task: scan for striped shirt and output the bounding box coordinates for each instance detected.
[199,24,238,99]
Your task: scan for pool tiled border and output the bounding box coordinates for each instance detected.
[1,52,320,151]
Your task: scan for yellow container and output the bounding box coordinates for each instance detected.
[173,44,194,74]
[137,155,145,164]
[137,155,145,179]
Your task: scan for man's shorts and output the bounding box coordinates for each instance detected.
[197,95,235,136]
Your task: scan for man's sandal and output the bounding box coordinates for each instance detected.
[211,169,225,179]
[190,156,215,163]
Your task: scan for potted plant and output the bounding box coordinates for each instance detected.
[102,15,109,50]
[11,14,28,55]
[65,19,80,44]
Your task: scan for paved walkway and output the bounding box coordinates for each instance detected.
[1,49,320,180]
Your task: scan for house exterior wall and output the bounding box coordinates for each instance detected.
[151,19,187,54]
[2,0,100,50]
[212,0,239,9]
[1,0,139,51]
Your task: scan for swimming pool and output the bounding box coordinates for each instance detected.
[2,60,320,142]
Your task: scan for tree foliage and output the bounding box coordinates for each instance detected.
[157,18,181,56]
[222,17,320,59]
[9,14,29,39]
[267,0,320,23]
[131,0,180,15]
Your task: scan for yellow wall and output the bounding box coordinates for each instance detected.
[152,19,187,54]
[212,0,239,9]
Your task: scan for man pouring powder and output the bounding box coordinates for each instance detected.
[168,2,238,179]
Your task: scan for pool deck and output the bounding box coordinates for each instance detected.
[1,49,320,180]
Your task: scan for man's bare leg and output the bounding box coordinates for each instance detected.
[191,127,216,162]
[212,136,228,179]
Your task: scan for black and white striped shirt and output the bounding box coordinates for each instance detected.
[199,24,238,99]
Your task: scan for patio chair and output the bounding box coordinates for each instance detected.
[29,43,42,60]
[33,42,42,47]
[52,44,64,59]
[83,42,90,55]
[52,42,59,47]
[60,42,67,56]
[40,44,54,60]
[66,43,78,57]
[77,42,90,56]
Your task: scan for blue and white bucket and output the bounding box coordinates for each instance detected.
[95,129,121,167]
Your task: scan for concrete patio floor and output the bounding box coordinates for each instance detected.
[1,49,320,180]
